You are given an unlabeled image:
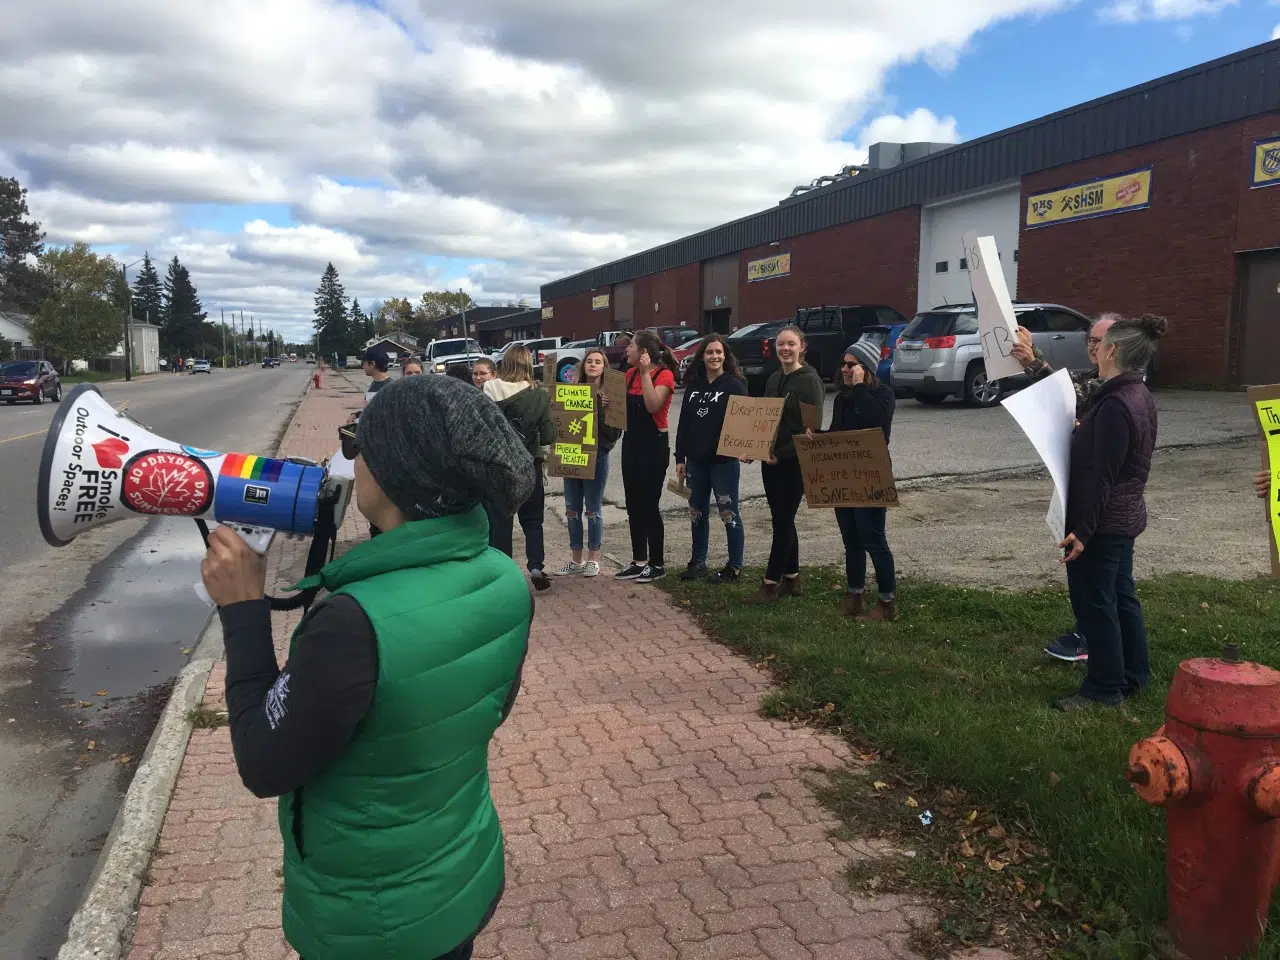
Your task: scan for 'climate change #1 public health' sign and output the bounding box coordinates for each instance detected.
[1025,167,1152,228]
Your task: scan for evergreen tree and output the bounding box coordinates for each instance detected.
[130,253,163,325]
[161,256,206,355]
[0,176,50,312]
[313,262,350,358]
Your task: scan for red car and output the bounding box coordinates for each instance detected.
[673,337,704,385]
[0,359,62,404]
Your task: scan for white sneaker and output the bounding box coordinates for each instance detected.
[583,560,600,578]
[555,561,585,576]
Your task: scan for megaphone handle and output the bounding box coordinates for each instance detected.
[192,524,277,606]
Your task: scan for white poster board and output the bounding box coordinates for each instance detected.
[1000,369,1075,544]
[962,232,1024,382]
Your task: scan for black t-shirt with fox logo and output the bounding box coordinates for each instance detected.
[674,372,747,465]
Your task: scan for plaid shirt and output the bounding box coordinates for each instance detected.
[1023,349,1102,418]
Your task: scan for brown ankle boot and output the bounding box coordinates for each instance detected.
[743,582,779,606]
[780,574,803,597]
[839,592,865,617]
[859,598,898,622]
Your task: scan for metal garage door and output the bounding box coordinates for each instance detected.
[918,184,1021,313]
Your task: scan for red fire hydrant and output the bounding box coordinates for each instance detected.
[313,369,322,389]
[1126,645,1280,960]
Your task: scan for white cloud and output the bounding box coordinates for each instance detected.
[1273,23,1280,39]
[0,0,1073,341]
[1099,0,1236,22]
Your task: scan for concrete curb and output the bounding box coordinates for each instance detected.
[55,375,314,960]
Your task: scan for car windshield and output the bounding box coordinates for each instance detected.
[0,361,38,377]
[858,328,890,349]
[434,339,473,355]
[901,311,978,339]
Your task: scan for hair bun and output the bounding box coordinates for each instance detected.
[1138,314,1168,340]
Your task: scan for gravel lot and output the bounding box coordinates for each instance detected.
[534,389,1267,591]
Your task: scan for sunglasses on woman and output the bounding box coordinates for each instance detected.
[339,424,359,460]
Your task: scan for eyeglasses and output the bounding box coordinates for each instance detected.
[1087,337,1103,346]
[840,361,858,369]
[339,424,358,461]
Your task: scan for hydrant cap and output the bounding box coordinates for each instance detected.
[1127,735,1193,806]
[1167,658,1280,737]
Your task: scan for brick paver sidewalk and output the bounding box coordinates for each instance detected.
[125,370,946,960]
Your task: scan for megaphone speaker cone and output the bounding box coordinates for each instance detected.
[37,383,326,548]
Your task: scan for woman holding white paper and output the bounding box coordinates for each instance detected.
[1054,315,1165,711]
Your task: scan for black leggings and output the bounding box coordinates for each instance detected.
[622,433,670,567]
[761,456,804,582]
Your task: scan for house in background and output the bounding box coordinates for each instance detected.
[0,311,38,358]
[362,333,418,361]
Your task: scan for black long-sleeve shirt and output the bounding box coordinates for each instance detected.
[221,593,528,799]
[674,373,748,464]
[827,383,895,442]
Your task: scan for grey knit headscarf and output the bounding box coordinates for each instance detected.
[355,374,534,519]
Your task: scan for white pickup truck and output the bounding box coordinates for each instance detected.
[423,337,486,375]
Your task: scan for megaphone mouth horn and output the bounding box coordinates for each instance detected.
[38,383,105,547]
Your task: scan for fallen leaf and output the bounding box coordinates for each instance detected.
[959,839,976,857]
[966,810,978,823]
[1200,602,1210,609]
[987,858,1008,872]
[1048,772,1062,787]
[76,754,90,764]
[181,648,192,656]
[986,825,1006,840]
[118,755,133,765]
[832,668,846,676]
[822,703,835,713]
[873,781,890,791]
[904,797,919,808]
[86,741,96,751]
[95,690,108,697]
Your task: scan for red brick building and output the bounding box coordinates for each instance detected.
[540,42,1280,387]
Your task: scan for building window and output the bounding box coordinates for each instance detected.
[1013,250,1019,262]
[935,261,949,273]
[958,258,967,270]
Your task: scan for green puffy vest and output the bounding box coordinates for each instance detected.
[278,507,530,960]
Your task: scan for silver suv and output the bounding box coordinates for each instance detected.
[890,303,1094,407]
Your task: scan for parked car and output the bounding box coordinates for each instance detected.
[647,325,701,349]
[0,359,61,404]
[735,305,909,394]
[423,337,485,376]
[190,358,212,374]
[890,302,1094,407]
[673,337,704,385]
[856,323,909,384]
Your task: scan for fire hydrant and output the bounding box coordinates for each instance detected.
[1125,644,1280,960]
[313,369,322,389]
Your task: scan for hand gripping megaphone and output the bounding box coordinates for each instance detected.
[38,383,354,607]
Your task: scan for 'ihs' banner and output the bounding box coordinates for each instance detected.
[548,384,598,480]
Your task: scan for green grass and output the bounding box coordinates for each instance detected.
[60,371,127,384]
[665,571,1280,957]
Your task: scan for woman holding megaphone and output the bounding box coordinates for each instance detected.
[200,375,535,960]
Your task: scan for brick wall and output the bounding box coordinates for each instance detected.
[1018,121,1252,385]
[542,289,611,340]
[737,207,920,328]
[636,263,700,330]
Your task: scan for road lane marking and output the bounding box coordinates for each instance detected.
[0,400,128,446]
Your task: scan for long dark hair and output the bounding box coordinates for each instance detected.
[632,330,677,375]
[687,333,744,385]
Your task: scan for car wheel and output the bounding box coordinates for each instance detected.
[555,357,578,383]
[33,388,44,405]
[963,362,1004,408]
[915,393,946,406]
[53,384,62,402]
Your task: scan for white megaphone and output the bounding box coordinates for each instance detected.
[38,384,355,605]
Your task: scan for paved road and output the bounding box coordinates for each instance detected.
[548,385,1259,512]
[0,363,312,960]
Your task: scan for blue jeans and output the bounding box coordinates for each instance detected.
[686,459,744,570]
[835,507,896,599]
[564,454,610,553]
[1066,534,1151,704]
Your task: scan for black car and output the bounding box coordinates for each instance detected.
[0,359,62,404]
[262,357,280,368]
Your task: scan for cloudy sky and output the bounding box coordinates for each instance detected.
[0,0,1273,342]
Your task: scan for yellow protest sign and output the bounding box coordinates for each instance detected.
[549,384,598,479]
[1249,385,1280,578]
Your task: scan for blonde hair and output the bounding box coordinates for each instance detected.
[498,344,534,383]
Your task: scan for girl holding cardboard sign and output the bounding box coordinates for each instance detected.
[744,325,826,605]
[616,331,677,584]
[554,348,622,578]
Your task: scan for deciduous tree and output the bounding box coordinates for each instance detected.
[29,243,124,370]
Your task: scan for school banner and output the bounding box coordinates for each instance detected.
[1252,138,1280,189]
[547,383,597,480]
[747,253,792,283]
[1025,167,1152,228]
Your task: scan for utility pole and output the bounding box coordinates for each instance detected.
[220,308,227,369]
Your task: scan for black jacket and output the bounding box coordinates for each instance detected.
[828,382,895,443]
[675,373,748,465]
[1066,372,1157,545]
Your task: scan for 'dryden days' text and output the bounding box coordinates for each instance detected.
[54,406,122,526]
[122,451,214,516]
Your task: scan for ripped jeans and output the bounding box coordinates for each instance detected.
[563,453,610,553]
[686,458,744,570]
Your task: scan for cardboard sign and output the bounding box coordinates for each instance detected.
[601,368,628,431]
[800,402,821,432]
[1248,384,1280,578]
[547,383,597,479]
[542,352,557,385]
[962,232,1024,382]
[666,477,691,501]
[716,396,785,460]
[795,429,899,508]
